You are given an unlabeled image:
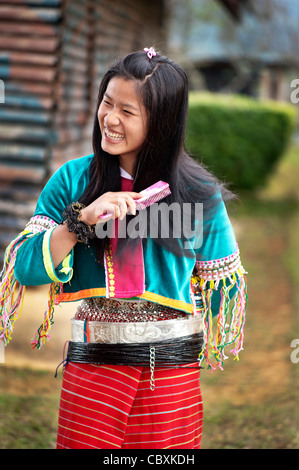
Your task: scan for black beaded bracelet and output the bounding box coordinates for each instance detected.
[62,202,96,245]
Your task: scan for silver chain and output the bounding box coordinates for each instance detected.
[150,346,156,391]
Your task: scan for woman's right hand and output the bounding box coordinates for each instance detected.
[79,191,142,226]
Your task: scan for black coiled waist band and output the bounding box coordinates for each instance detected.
[66,332,203,367]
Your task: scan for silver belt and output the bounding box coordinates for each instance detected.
[71,314,203,344]
[74,297,188,323]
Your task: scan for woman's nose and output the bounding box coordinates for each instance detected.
[105,109,120,127]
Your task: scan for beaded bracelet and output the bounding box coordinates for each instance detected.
[62,202,96,245]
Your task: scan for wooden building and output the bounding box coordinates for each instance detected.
[0,0,166,261]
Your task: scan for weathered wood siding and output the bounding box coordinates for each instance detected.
[0,0,165,261]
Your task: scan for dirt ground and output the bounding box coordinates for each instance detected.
[2,211,296,409]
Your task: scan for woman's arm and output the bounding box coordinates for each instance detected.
[49,190,141,269]
[50,223,77,269]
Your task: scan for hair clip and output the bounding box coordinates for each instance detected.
[144,47,156,59]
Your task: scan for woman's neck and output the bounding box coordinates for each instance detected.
[118,156,135,178]
[120,167,134,180]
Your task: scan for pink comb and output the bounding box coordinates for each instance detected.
[99,181,171,220]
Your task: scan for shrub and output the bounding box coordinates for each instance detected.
[186,92,297,190]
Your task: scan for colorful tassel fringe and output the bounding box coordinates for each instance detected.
[0,229,63,349]
[192,249,247,370]
[31,282,62,350]
[0,231,30,345]
[0,216,60,349]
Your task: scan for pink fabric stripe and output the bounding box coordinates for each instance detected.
[104,176,145,298]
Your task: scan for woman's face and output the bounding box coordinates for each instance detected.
[98,77,148,175]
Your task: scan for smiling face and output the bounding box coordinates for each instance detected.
[97,77,148,175]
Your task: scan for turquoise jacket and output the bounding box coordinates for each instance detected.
[1,154,247,367]
[14,154,239,315]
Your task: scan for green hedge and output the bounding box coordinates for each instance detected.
[186,92,297,190]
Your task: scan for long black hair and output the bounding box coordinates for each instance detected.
[79,50,233,260]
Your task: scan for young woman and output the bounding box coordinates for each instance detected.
[0,48,247,449]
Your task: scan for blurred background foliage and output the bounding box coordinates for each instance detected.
[187,92,297,190]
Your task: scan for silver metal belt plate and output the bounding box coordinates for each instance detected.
[71,315,203,344]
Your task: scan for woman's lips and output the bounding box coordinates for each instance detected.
[104,128,125,143]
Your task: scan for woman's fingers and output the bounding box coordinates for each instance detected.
[96,191,142,222]
[95,202,118,221]
[118,192,143,217]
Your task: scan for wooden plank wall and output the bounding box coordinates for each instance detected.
[0,0,165,262]
[51,0,93,172]
[0,0,61,260]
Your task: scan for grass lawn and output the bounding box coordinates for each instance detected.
[1,142,299,449]
[200,142,299,449]
[0,367,61,449]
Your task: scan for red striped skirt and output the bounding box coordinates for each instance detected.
[56,361,203,449]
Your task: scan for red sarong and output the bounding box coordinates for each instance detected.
[56,362,203,449]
